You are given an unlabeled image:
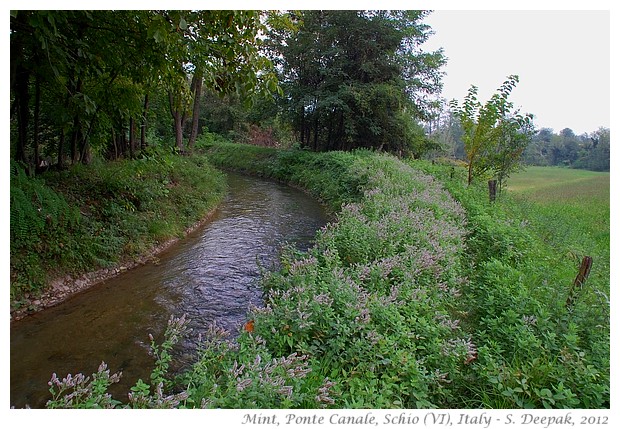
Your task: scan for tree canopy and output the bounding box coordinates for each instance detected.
[268,10,446,155]
[10,10,278,171]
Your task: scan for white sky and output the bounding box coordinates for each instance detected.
[422,10,610,135]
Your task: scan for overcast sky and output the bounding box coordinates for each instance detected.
[421,9,610,135]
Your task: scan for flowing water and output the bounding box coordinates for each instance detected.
[10,173,329,408]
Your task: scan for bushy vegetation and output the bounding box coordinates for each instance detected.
[44,143,609,409]
[10,151,226,309]
[201,138,366,211]
[417,162,609,408]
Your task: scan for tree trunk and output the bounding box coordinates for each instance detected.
[337,112,345,151]
[70,78,83,165]
[57,130,65,168]
[129,117,135,159]
[15,64,29,166]
[326,116,334,151]
[80,135,91,164]
[169,91,185,152]
[109,127,118,160]
[488,179,497,203]
[313,115,319,151]
[80,111,100,164]
[174,113,184,152]
[119,126,127,157]
[300,105,306,146]
[70,117,80,165]
[33,73,41,171]
[141,93,149,150]
[188,71,204,151]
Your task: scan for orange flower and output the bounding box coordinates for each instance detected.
[244,319,255,333]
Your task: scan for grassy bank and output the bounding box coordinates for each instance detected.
[416,162,610,408]
[42,143,610,409]
[10,151,227,313]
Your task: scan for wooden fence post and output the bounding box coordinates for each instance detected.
[566,256,593,310]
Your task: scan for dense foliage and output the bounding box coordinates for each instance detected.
[418,162,609,408]
[10,10,278,171]
[450,75,535,189]
[267,10,445,155]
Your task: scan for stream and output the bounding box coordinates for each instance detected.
[10,173,329,408]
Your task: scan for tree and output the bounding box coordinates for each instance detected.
[142,11,279,152]
[575,127,610,171]
[10,10,280,167]
[488,109,535,194]
[522,128,553,166]
[449,84,496,185]
[10,11,169,166]
[271,10,445,154]
[451,75,534,189]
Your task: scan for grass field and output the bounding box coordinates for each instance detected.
[507,166,610,205]
[506,166,610,336]
[507,166,610,243]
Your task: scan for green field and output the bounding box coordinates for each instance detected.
[506,166,610,339]
[508,165,609,250]
[508,166,610,204]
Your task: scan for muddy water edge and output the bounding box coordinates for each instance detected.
[10,173,329,408]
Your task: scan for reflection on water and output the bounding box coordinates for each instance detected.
[10,173,328,408]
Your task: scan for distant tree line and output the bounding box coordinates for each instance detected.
[427,100,610,173]
[522,127,610,172]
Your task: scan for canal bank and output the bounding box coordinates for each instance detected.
[10,173,329,408]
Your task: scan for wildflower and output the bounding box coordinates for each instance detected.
[236,378,252,392]
[289,256,318,274]
[314,292,333,306]
[278,385,293,398]
[435,313,460,331]
[366,330,381,346]
[316,377,337,407]
[230,361,245,378]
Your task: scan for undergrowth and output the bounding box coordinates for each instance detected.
[415,161,609,408]
[10,150,226,309]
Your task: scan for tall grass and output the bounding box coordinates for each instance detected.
[508,167,610,337]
